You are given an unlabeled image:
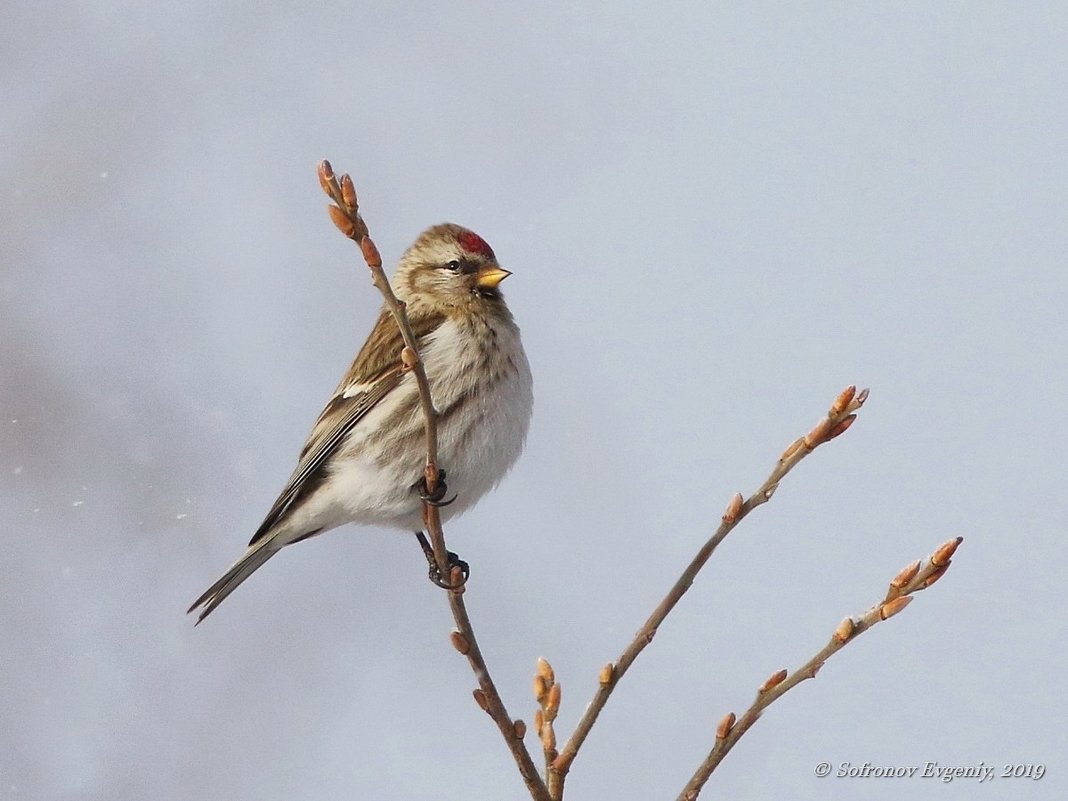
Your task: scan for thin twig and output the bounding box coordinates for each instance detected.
[318,161,551,801]
[550,386,868,797]
[448,589,549,800]
[677,536,964,800]
[317,161,449,573]
[531,658,561,785]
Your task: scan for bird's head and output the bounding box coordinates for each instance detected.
[393,223,511,312]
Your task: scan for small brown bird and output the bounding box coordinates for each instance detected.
[189,224,533,622]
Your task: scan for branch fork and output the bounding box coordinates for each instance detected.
[316,162,961,801]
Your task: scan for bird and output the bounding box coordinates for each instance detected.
[188,223,533,623]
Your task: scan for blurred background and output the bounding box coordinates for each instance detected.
[2,2,1065,799]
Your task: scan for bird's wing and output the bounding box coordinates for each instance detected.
[247,307,444,546]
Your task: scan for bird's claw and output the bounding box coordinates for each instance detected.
[419,469,457,507]
[429,552,470,589]
[415,531,470,590]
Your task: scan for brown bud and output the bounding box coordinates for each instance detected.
[923,564,948,588]
[448,564,466,594]
[533,708,544,734]
[856,387,870,404]
[880,595,913,620]
[598,663,614,685]
[533,675,548,703]
[834,617,855,642]
[449,630,470,655]
[472,689,489,711]
[716,712,736,741]
[317,160,336,196]
[759,668,788,693]
[828,414,856,439]
[359,235,381,268]
[722,492,744,524]
[931,536,963,567]
[327,205,356,238]
[545,683,561,721]
[889,559,921,594]
[830,385,857,415]
[536,657,555,684]
[401,346,419,370]
[513,719,527,740]
[340,173,357,212]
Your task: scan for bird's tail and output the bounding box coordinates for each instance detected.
[188,540,279,624]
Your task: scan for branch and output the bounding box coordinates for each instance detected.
[316,161,449,571]
[532,658,563,780]
[318,161,551,801]
[678,535,964,801]
[550,386,868,797]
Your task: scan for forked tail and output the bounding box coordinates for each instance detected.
[188,541,279,624]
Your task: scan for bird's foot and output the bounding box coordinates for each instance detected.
[415,531,470,590]
[419,469,457,507]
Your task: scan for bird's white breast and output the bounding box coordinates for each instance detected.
[298,312,532,535]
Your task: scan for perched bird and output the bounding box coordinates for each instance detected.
[188,224,533,623]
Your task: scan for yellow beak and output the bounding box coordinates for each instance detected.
[476,265,511,290]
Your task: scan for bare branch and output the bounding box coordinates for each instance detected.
[314,173,949,800]
[551,385,869,796]
[318,161,551,801]
[530,658,563,794]
[316,160,451,573]
[446,588,549,800]
[677,536,964,800]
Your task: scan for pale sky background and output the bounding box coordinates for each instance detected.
[2,2,1066,800]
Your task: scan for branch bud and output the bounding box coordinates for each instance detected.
[449,630,470,655]
[472,689,489,711]
[828,413,856,439]
[513,719,527,740]
[880,595,913,620]
[722,492,744,524]
[401,346,419,371]
[888,559,921,596]
[536,657,555,684]
[533,708,544,734]
[923,565,948,588]
[716,712,736,741]
[317,160,336,196]
[533,675,548,703]
[834,616,855,642]
[830,385,856,415]
[759,668,788,693]
[359,235,381,268]
[931,536,963,567]
[598,663,614,685]
[447,564,466,594]
[856,387,870,404]
[327,205,356,238]
[340,173,357,212]
[545,683,561,721]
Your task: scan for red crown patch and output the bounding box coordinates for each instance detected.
[458,229,495,259]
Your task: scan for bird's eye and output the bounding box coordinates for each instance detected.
[444,260,462,272]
